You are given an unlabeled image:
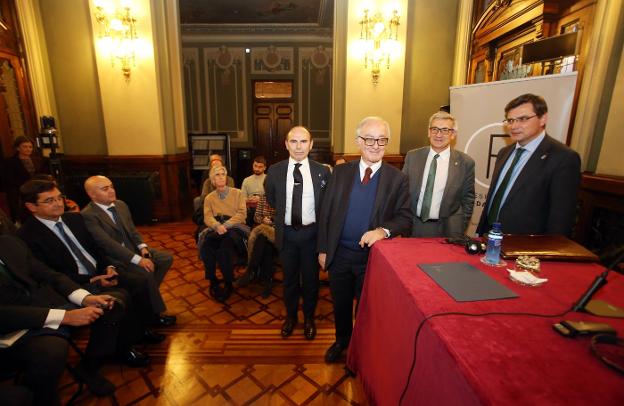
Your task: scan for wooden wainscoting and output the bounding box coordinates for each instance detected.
[575,172,624,256]
[62,153,192,222]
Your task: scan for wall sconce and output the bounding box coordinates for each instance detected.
[93,0,138,81]
[358,9,400,85]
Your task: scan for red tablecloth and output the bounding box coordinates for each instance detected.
[347,238,624,406]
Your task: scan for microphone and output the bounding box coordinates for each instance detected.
[572,246,624,313]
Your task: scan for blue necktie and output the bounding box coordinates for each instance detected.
[487,148,526,226]
[54,222,96,275]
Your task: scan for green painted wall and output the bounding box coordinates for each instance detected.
[38,0,107,155]
[400,0,459,153]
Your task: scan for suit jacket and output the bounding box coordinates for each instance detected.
[0,235,81,334]
[317,160,412,269]
[476,135,581,236]
[17,213,118,286]
[81,200,144,264]
[402,147,475,237]
[265,159,331,251]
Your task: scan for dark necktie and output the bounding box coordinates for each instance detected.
[487,148,526,226]
[54,222,96,275]
[420,154,439,222]
[291,163,303,229]
[108,206,135,250]
[362,167,372,185]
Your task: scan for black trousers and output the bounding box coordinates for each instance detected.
[328,245,369,346]
[201,230,241,284]
[248,234,276,283]
[126,248,173,314]
[280,225,319,320]
[0,334,68,406]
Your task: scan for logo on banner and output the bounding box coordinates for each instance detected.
[463,122,512,210]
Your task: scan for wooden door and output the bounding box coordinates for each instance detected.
[253,102,294,165]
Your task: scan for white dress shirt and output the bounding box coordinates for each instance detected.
[417,146,450,219]
[285,157,316,225]
[358,159,382,181]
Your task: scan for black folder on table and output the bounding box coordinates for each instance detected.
[418,262,518,302]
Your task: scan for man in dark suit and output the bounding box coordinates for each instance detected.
[317,116,412,363]
[476,93,581,236]
[81,175,175,326]
[265,126,330,340]
[402,111,475,237]
[17,179,165,351]
[0,235,126,401]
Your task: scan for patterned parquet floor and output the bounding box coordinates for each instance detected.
[59,221,368,405]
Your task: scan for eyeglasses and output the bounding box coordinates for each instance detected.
[358,136,389,146]
[37,195,66,205]
[503,115,537,125]
[429,127,455,135]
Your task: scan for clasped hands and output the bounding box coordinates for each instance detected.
[62,294,117,326]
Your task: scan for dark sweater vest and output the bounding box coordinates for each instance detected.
[339,169,380,250]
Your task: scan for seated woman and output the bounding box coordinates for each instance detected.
[237,194,277,298]
[199,165,248,301]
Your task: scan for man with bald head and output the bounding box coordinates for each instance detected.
[81,175,175,326]
[265,126,330,340]
[317,116,412,363]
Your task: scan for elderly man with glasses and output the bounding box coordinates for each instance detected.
[476,93,581,236]
[402,111,475,237]
[317,116,412,363]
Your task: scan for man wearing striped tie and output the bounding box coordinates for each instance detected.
[402,111,475,238]
[317,116,412,363]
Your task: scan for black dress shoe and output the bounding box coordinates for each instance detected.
[325,342,347,363]
[142,329,166,344]
[281,318,297,338]
[260,281,272,299]
[73,362,116,397]
[303,318,316,340]
[120,348,151,368]
[153,314,177,327]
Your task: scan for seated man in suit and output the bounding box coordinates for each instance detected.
[17,179,165,347]
[81,175,176,327]
[0,235,130,401]
[402,111,475,237]
[476,93,581,236]
[317,116,412,363]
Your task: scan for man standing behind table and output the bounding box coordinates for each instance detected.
[81,175,176,327]
[476,93,581,236]
[265,126,330,340]
[317,116,412,363]
[402,111,475,237]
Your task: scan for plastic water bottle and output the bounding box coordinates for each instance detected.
[485,222,503,265]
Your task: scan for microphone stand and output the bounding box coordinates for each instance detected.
[572,247,624,317]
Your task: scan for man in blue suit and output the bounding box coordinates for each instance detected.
[477,93,581,236]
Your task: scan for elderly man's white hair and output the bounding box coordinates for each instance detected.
[355,116,391,139]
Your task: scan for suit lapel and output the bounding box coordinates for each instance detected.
[371,163,389,225]
[441,150,460,211]
[504,136,552,203]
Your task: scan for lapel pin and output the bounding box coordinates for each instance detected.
[541,154,547,160]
